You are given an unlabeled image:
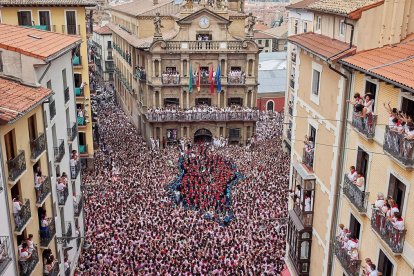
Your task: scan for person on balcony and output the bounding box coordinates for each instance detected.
[40,215,52,239]
[304,135,314,153]
[56,175,67,203]
[34,170,45,202]
[389,199,400,217]
[18,242,32,263]
[353,171,365,190]
[374,193,385,209]
[391,212,404,231]
[12,197,22,228]
[344,234,359,252]
[70,150,79,179]
[347,93,364,109]
[347,166,358,182]
[369,264,379,276]
[383,101,399,125]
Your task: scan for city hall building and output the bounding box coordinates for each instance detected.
[108,0,261,145]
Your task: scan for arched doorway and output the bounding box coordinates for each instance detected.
[267,100,274,111]
[194,128,213,143]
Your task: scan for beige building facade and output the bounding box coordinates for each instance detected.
[108,0,261,145]
[284,0,414,275]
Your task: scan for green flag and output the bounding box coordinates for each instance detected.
[188,63,193,93]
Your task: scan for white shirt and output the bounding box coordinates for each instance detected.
[347,171,357,182]
[57,182,66,191]
[13,201,21,214]
[374,199,384,209]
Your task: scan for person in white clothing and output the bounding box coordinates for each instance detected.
[374,193,385,209]
[347,166,358,182]
[12,197,22,228]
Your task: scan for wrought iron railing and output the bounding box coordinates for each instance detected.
[342,175,369,213]
[293,203,313,228]
[64,87,70,104]
[49,100,56,120]
[370,207,406,253]
[383,125,414,167]
[15,199,31,233]
[0,236,12,275]
[74,195,83,217]
[67,123,77,142]
[36,176,51,205]
[39,219,56,248]
[351,112,377,139]
[57,186,69,206]
[302,148,314,170]
[161,75,181,85]
[62,24,80,35]
[147,111,259,122]
[70,162,80,180]
[333,239,361,276]
[18,245,38,276]
[227,75,245,84]
[48,261,60,276]
[7,150,26,182]
[54,140,65,163]
[30,133,46,160]
[165,41,244,52]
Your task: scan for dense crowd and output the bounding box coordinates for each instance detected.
[77,87,290,274]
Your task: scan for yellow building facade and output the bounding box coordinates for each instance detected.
[0,1,96,167]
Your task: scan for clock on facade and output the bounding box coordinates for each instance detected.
[199,16,210,28]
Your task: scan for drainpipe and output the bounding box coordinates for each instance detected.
[326,18,355,276]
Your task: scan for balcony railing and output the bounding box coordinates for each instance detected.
[287,128,292,141]
[227,74,245,85]
[165,41,244,52]
[7,150,26,183]
[351,112,377,139]
[18,245,38,276]
[57,186,69,206]
[79,144,88,155]
[54,140,65,163]
[63,222,72,239]
[77,116,86,126]
[36,176,51,205]
[134,69,146,81]
[39,219,56,248]
[291,52,297,63]
[70,162,80,180]
[72,55,82,66]
[49,100,56,120]
[147,111,259,122]
[333,239,361,276]
[15,199,31,233]
[293,203,313,228]
[161,75,181,85]
[288,106,293,116]
[47,261,60,276]
[62,24,80,35]
[342,175,369,213]
[64,87,70,104]
[290,78,295,89]
[0,236,12,275]
[112,43,131,65]
[371,208,406,253]
[302,148,314,170]
[28,25,55,32]
[30,133,46,161]
[383,125,414,167]
[74,195,83,217]
[67,123,78,142]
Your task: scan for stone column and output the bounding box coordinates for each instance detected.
[152,91,156,108]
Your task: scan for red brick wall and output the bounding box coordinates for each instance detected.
[256,96,285,112]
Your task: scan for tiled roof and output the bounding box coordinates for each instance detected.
[254,23,269,31]
[107,22,178,48]
[261,25,288,39]
[0,77,52,124]
[0,24,81,61]
[0,0,96,6]
[341,39,414,91]
[94,25,112,35]
[308,0,383,17]
[286,0,318,10]
[254,31,275,39]
[289,32,356,61]
[110,0,176,17]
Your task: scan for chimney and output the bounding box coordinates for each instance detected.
[153,0,158,5]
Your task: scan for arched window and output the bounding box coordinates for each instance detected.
[267,101,274,111]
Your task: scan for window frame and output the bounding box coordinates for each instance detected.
[316,16,322,32]
[17,10,33,26]
[310,62,322,105]
[38,10,52,31]
[339,20,345,36]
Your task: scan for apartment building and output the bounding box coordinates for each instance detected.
[92,25,114,82]
[284,0,414,275]
[0,0,96,168]
[108,0,261,145]
[0,24,84,276]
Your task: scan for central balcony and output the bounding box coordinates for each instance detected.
[67,123,77,142]
[30,133,46,162]
[351,112,377,139]
[15,199,32,234]
[333,239,361,276]
[74,195,83,217]
[161,75,181,85]
[35,176,51,206]
[164,41,244,52]
[7,150,26,184]
[0,236,12,275]
[147,111,259,122]
[383,125,414,169]
[371,208,406,254]
[54,140,65,163]
[342,175,369,213]
[18,245,38,276]
[57,186,69,206]
[39,219,56,248]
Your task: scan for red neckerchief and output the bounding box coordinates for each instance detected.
[397,217,403,221]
